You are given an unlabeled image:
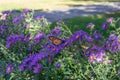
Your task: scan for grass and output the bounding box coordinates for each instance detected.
[51,12,120,38]
[0,0,119,12]
[64,12,120,31]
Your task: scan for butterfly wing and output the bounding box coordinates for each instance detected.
[49,36,63,46]
[49,36,54,40]
[52,38,63,46]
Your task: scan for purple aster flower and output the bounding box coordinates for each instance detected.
[34,32,45,43]
[12,15,23,24]
[22,56,34,65]
[51,27,62,36]
[2,10,10,15]
[33,64,43,73]
[95,49,105,63]
[88,54,95,63]
[29,60,37,70]
[106,17,114,23]
[0,25,9,34]
[102,22,109,30]
[23,33,31,43]
[19,63,27,71]
[108,34,117,41]
[45,44,53,52]
[84,48,91,57]
[6,34,24,48]
[61,38,71,48]
[6,62,13,74]
[56,63,61,68]
[93,30,102,40]
[22,9,31,14]
[6,42,11,49]
[84,34,94,43]
[19,52,48,72]
[70,30,84,42]
[35,16,44,21]
[96,56,104,63]
[91,46,99,53]
[104,41,112,51]
[111,40,119,53]
[86,22,95,28]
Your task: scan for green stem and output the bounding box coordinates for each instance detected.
[89,62,99,79]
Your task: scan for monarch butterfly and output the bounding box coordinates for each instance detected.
[49,36,64,46]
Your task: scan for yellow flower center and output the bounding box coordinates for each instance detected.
[76,35,80,39]
[107,44,111,47]
[52,48,56,51]
[64,42,68,45]
[7,67,11,71]
[48,45,51,48]
[90,56,94,60]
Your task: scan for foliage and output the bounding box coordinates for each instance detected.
[0,10,120,80]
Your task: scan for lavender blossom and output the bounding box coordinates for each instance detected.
[70,30,84,42]
[108,34,117,41]
[51,27,62,36]
[6,62,13,74]
[86,22,95,28]
[56,63,61,68]
[106,17,114,23]
[12,15,23,24]
[111,40,120,53]
[102,22,109,30]
[6,34,24,48]
[2,10,10,15]
[84,34,94,43]
[34,32,45,43]
[33,64,43,73]
[93,30,102,40]
[88,54,95,63]
[22,9,31,14]
[35,16,44,21]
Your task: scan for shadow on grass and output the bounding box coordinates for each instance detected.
[2,2,120,22]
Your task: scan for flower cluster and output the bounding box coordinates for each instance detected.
[19,28,120,73]
[102,17,114,30]
[33,32,45,44]
[1,9,120,77]
[0,25,9,35]
[12,15,24,24]
[6,34,30,48]
[19,52,49,73]
[104,34,120,53]
[85,46,106,63]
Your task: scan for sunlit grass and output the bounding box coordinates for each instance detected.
[0,0,119,12]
